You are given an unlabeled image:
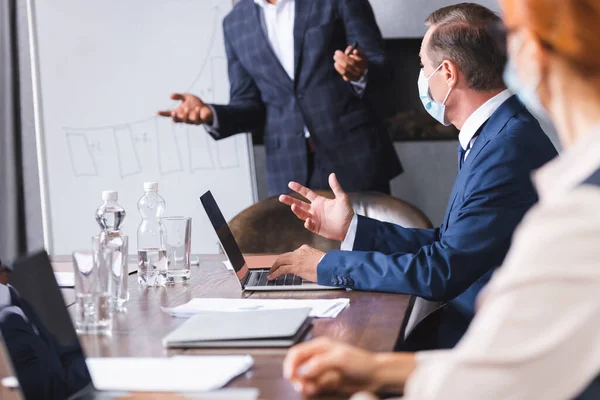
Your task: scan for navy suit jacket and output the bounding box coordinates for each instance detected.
[209,0,402,195]
[0,288,89,399]
[318,96,558,348]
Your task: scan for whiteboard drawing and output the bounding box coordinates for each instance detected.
[155,118,185,175]
[114,125,142,178]
[189,126,216,171]
[65,132,98,177]
[60,4,242,180]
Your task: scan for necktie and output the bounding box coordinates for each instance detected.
[458,144,467,170]
[458,130,483,170]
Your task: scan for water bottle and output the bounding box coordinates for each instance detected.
[95,190,126,231]
[95,190,129,310]
[137,182,168,287]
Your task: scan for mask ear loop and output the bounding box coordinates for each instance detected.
[431,62,454,106]
[442,86,453,106]
[425,62,447,101]
[425,62,444,80]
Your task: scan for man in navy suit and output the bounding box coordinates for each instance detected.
[268,4,558,350]
[158,0,402,196]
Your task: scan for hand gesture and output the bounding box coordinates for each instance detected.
[157,93,214,125]
[279,173,354,242]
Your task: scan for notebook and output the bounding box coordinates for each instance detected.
[163,308,312,348]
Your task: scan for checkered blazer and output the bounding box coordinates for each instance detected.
[210,0,403,195]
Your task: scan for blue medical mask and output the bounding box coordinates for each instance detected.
[418,63,453,126]
[503,37,554,128]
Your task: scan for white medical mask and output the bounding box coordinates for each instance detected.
[503,36,554,128]
[418,63,453,126]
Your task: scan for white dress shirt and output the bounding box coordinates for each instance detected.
[403,129,600,400]
[211,0,367,138]
[458,89,512,160]
[340,90,512,250]
[0,284,30,324]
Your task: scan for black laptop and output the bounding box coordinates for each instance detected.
[0,251,121,399]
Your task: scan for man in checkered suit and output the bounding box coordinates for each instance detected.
[159,0,403,196]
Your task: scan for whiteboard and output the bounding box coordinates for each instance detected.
[29,0,256,255]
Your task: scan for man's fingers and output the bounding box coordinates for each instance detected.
[334,62,360,81]
[349,49,365,61]
[171,93,185,101]
[288,181,318,201]
[181,107,190,124]
[340,61,361,77]
[334,62,347,77]
[268,252,293,279]
[175,107,186,121]
[328,173,347,198]
[284,338,334,379]
[267,264,290,280]
[291,204,311,222]
[334,51,359,69]
[199,106,212,123]
[189,107,200,124]
[279,194,311,210]
[157,110,173,117]
[305,218,317,233]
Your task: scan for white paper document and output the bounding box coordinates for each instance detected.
[86,356,254,392]
[54,272,75,288]
[164,298,350,318]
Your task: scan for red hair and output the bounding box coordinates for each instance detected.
[502,0,600,75]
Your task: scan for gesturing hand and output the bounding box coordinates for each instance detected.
[334,46,369,82]
[157,93,214,125]
[279,173,354,242]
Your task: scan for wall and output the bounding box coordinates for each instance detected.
[368,0,502,38]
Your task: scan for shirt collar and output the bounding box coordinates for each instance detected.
[254,0,291,8]
[534,128,600,201]
[0,284,11,309]
[458,89,512,150]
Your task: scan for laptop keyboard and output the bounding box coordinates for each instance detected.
[247,270,304,287]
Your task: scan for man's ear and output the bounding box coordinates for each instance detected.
[442,60,459,88]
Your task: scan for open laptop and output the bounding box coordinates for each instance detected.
[200,191,341,291]
[0,251,122,399]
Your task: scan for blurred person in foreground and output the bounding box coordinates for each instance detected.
[282,0,600,398]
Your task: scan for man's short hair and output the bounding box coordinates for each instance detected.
[425,3,506,91]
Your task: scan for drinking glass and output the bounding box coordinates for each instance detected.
[72,237,112,334]
[162,216,192,283]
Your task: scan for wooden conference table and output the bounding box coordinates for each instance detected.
[59,254,411,399]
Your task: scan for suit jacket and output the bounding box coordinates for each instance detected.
[209,0,403,195]
[0,287,90,399]
[318,96,558,349]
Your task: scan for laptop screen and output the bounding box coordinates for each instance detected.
[0,251,92,399]
[200,191,249,281]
